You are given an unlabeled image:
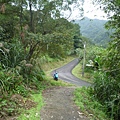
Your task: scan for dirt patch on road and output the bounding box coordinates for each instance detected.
[40,87,90,120]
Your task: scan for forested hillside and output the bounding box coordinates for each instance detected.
[86,0,120,120]
[0,0,84,119]
[0,0,120,120]
[75,17,112,46]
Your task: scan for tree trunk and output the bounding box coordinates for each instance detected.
[26,41,40,61]
[29,0,34,33]
[20,2,23,32]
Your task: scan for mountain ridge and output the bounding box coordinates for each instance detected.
[74,17,111,46]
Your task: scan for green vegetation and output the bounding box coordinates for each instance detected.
[73,38,119,120]
[0,0,120,120]
[17,57,74,120]
[72,45,113,120]
[72,61,93,83]
[91,1,120,120]
[0,0,83,119]
[74,87,112,120]
[75,17,112,46]
[18,94,43,120]
[73,43,106,82]
[0,54,73,119]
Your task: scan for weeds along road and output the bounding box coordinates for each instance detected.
[40,59,91,120]
[52,58,91,87]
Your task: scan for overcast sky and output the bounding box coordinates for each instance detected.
[83,0,107,20]
[62,0,107,20]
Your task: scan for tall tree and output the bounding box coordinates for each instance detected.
[93,0,120,82]
[92,0,120,119]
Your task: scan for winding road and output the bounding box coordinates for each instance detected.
[40,58,91,120]
[52,58,91,87]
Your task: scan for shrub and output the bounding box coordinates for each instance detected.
[0,65,23,96]
[93,71,120,119]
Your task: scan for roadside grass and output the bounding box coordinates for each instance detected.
[74,87,111,120]
[72,61,93,83]
[49,78,73,86]
[72,62,112,120]
[17,79,71,120]
[41,56,75,76]
[18,94,43,120]
[17,56,74,120]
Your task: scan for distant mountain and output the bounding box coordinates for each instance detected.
[74,17,112,46]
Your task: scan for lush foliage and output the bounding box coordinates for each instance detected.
[75,17,112,46]
[17,93,43,120]
[93,71,120,119]
[0,0,84,118]
[0,0,83,91]
[91,0,120,119]
[74,87,111,120]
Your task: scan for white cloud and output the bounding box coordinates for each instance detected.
[83,0,107,20]
[61,0,108,20]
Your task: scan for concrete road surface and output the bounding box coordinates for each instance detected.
[52,58,91,87]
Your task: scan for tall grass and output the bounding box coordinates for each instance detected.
[16,56,74,120]
[93,71,120,120]
[72,61,93,83]
[72,60,113,120]
[17,94,43,120]
[74,87,112,120]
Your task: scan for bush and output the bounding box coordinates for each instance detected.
[93,71,120,120]
[0,68,23,96]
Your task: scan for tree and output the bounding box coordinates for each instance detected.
[0,1,85,117]
[92,0,120,84]
[0,0,84,70]
[92,0,120,119]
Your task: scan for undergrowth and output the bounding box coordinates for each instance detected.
[17,94,43,120]
[16,56,74,120]
[72,59,113,120]
[0,55,74,119]
[72,61,93,83]
[74,87,112,120]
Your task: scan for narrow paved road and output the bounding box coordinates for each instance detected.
[40,87,90,120]
[52,58,91,86]
[40,59,92,120]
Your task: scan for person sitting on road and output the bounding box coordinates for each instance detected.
[53,71,58,81]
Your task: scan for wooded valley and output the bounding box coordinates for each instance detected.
[0,0,120,120]
[75,17,113,46]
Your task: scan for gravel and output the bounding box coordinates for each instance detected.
[40,58,91,120]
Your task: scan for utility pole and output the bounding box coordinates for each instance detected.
[82,42,86,77]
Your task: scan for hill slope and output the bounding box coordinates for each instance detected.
[75,17,112,46]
